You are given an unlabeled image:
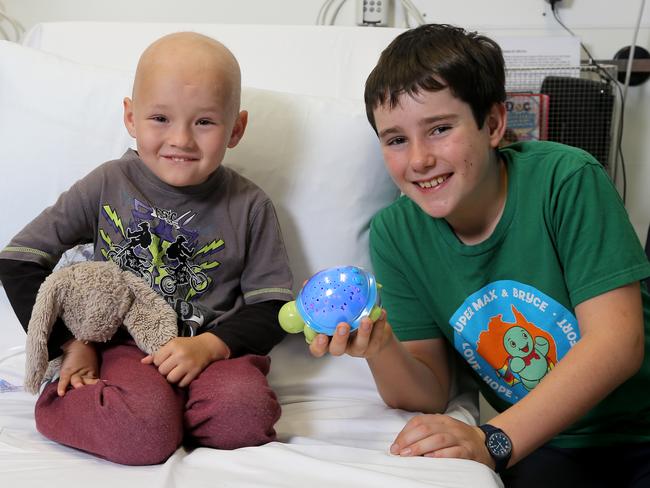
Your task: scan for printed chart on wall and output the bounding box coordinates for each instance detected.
[497,36,581,92]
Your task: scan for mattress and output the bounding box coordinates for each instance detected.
[0,290,501,487]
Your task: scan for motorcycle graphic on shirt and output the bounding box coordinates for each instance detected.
[450,280,578,404]
[99,200,223,335]
[105,221,154,287]
[159,235,210,296]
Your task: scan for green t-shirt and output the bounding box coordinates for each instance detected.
[370,141,650,448]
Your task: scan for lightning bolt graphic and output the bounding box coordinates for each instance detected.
[102,205,126,237]
[99,229,114,258]
[193,239,225,258]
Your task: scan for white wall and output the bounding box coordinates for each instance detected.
[2,0,650,238]
[2,0,649,32]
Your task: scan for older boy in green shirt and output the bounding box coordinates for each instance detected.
[310,24,650,487]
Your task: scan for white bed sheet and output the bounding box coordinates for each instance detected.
[0,291,501,488]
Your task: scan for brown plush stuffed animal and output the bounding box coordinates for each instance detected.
[24,260,178,394]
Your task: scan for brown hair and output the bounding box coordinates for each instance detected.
[364,24,506,132]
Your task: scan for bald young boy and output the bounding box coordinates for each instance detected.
[0,32,293,465]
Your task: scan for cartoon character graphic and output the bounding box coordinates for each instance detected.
[502,325,551,391]
[478,305,556,392]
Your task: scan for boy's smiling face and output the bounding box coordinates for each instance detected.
[123,33,246,188]
[373,88,507,243]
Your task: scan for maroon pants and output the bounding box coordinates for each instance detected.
[34,341,281,465]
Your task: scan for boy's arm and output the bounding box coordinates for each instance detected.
[203,299,287,357]
[0,259,73,359]
[488,281,644,465]
[368,333,451,413]
[310,312,452,414]
[390,282,644,469]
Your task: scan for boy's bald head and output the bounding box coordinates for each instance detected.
[123,32,249,187]
[133,32,242,117]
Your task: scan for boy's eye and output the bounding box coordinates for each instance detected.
[196,119,214,126]
[150,115,168,123]
[430,125,451,136]
[386,136,407,146]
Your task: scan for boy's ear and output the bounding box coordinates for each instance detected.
[123,97,137,139]
[227,110,248,148]
[487,102,507,148]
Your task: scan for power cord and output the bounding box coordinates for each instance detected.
[0,1,24,42]
[316,0,348,25]
[400,0,426,26]
[550,1,631,204]
[329,0,349,25]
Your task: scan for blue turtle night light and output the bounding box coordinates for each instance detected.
[278,266,382,342]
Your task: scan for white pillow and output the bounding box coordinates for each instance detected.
[226,88,398,288]
[0,41,135,247]
[0,40,398,289]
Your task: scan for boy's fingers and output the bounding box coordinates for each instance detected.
[309,334,329,357]
[393,414,439,450]
[141,354,154,364]
[350,312,389,357]
[157,358,175,376]
[178,371,196,388]
[69,370,98,389]
[368,312,393,354]
[70,373,85,389]
[328,323,351,356]
[165,365,185,384]
[57,376,70,396]
[152,348,173,368]
[423,446,459,459]
[350,318,372,353]
[369,310,387,335]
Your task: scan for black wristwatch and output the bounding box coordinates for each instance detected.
[478,424,512,473]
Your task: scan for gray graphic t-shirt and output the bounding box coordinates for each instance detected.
[1,149,293,336]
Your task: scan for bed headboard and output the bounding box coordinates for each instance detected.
[23,22,405,100]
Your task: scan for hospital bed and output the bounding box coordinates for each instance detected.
[0,22,502,487]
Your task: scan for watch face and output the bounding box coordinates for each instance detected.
[487,432,512,457]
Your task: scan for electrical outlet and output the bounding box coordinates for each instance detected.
[356,0,392,26]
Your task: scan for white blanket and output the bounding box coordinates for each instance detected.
[0,291,501,487]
